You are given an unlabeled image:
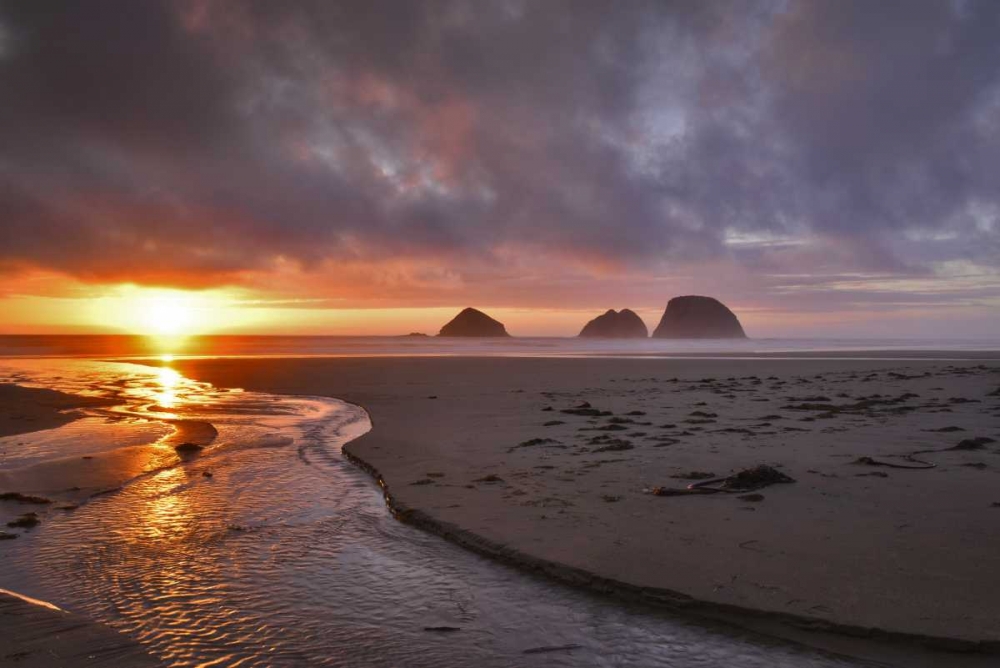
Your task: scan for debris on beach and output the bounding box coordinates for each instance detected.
[174,442,204,455]
[906,436,997,458]
[561,401,612,417]
[670,471,716,480]
[591,438,633,453]
[7,512,40,529]
[852,456,935,469]
[952,437,996,450]
[651,465,795,496]
[718,465,795,491]
[584,424,628,432]
[509,437,560,453]
[473,474,503,483]
[523,644,583,655]
[0,531,18,540]
[0,492,52,505]
[424,626,461,632]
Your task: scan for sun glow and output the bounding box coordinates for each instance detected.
[139,295,196,335]
[81,285,267,338]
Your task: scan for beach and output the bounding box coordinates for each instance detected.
[0,384,162,667]
[0,352,998,666]
[0,589,160,667]
[161,355,1000,658]
[0,384,112,439]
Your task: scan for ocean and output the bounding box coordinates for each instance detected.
[1,334,998,359]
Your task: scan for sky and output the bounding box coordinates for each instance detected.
[1,0,999,337]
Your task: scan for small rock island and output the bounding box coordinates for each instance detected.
[578,309,648,338]
[438,308,510,337]
[651,296,746,339]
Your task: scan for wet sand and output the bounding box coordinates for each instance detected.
[0,378,219,530]
[0,384,112,439]
[159,355,1000,658]
[0,589,160,667]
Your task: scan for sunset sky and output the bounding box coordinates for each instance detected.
[1,1,999,337]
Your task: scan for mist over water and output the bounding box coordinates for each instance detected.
[0,359,860,667]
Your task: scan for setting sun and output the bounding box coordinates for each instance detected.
[76,285,269,337]
[140,296,195,336]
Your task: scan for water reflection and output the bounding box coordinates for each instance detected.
[154,366,182,413]
[139,467,193,543]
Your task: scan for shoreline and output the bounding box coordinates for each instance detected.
[0,590,160,667]
[0,383,113,439]
[341,433,998,663]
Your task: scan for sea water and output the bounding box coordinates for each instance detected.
[0,333,998,360]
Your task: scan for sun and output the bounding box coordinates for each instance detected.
[82,284,271,340]
[140,296,195,336]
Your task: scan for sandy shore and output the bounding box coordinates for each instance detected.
[158,355,1000,658]
[0,382,219,533]
[0,589,160,667]
[0,383,111,439]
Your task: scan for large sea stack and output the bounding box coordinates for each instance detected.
[578,309,648,338]
[438,308,510,337]
[651,296,746,339]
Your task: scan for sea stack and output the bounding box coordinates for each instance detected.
[578,309,648,338]
[651,296,746,339]
[438,308,510,337]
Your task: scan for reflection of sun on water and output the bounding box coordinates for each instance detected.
[155,366,182,413]
[136,468,192,543]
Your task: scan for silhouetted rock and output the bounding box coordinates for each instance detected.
[174,442,204,455]
[578,309,648,338]
[651,296,746,339]
[438,308,510,337]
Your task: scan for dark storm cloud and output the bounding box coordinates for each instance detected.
[0,0,998,295]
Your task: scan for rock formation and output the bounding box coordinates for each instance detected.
[438,308,510,337]
[651,296,746,339]
[578,309,648,338]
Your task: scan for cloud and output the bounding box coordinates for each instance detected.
[0,0,998,320]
